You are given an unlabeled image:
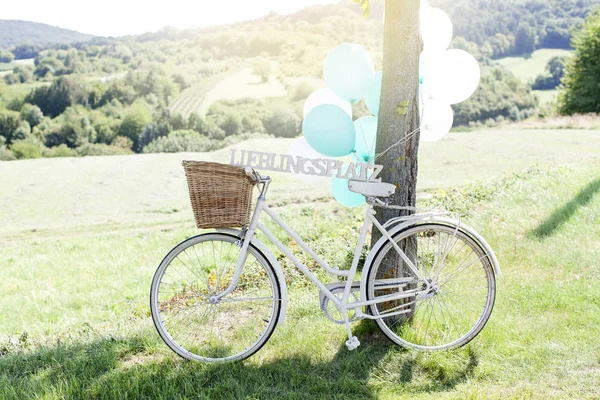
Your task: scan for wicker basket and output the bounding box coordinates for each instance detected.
[182,161,256,229]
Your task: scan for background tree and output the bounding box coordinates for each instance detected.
[119,102,153,151]
[515,24,538,56]
[532,56,567,90]
[253,59,273,83]
[559,10,600,114]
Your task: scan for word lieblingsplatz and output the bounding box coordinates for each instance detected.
[229,149,383,182]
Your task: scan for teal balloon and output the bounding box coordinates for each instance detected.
[331,168,366,208]
[324,43,375,103]
[302,104,356,157]
[353,116,377,163]
[365,71,383,116]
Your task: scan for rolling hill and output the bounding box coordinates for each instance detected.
[0,20,95,50]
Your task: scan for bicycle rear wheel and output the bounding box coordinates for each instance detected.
[366,223,496,351]
[150,233,281,362]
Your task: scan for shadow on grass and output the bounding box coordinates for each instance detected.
[530,177,600,239]
[0,330,479,399]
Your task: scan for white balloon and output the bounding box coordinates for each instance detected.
[420,100,454,142]
[288,137,329,182]
[427,49,481,105]
[303,88,352,118]
[419,51,438,103]
[421,7,453,52]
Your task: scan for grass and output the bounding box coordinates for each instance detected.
[1,132,600,398]
[506,113,600,130]
[496,49,573,83]
[2,130,600,241]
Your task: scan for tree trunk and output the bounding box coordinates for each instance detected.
[372,0,422,240]
[370,0,422,320]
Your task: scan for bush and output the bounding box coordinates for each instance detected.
[10,138,44,159]
[75,143,133,157]
[253,59,273,82]
[43,107,97,148]
[0,146,15,161]
[111,136,134,150]
[0,109,21,144]
[0,50,15,63]
[20,104,44,127]
[220,113,242,136]
[12,121,31,141]
[263,108,301,138]
[43,144,76,158]
[291,82,316,102]
[453,68,538,125]
[143,130,218,153]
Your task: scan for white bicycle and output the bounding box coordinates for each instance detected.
[150,165,500,362]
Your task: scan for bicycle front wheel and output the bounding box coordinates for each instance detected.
[366,223,496,351]
[150,233,281,362]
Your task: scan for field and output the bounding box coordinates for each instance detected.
[534,89,559,106]
[1,129,600,398]
[496,49,573,83]
[170,62,287,117]
[0,58,35,76]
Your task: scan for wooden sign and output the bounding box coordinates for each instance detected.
[230,149,382,182]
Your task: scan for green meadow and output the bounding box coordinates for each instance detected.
[1,129,600,399]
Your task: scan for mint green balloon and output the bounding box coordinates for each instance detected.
[302,104,356,157]
[324,43,375,103]
[365,71,383,117]
[353,116,377,163]
[331,172,366,208]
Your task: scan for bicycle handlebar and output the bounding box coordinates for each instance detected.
[244,167,262,183]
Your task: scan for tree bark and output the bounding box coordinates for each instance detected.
[369,0,422,320]
[372,0,422,244]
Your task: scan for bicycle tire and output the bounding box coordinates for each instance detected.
[150,233,281,362]
[366,223,496,351]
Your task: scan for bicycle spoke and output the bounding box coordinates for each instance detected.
[151,235,280,362]
[368,224,495,350]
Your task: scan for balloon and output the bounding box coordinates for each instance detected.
[288,137,328,182]
[302,104,356,157]
[421,7,453,52]
[323,43,375,103]
[427,49,481,105]
[365,71,383,117]
[420,99,454,142]
[419,51,437,103]
[353,116,377,163]
[303,88,352,118]
[331,167,366,208]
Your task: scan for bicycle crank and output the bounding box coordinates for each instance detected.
[319,282,360,324]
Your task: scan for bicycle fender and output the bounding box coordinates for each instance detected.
[359,218,501,304]
[216,228,288,324]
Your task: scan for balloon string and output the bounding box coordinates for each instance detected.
[373,85,428,162]
[374,126,420,162]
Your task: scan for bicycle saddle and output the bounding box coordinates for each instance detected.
[348,180,396,198]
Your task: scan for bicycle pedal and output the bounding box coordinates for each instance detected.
[345,336,360,351]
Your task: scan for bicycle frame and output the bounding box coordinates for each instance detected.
[214,177,443,328]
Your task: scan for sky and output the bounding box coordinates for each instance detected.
[2,0,339,37]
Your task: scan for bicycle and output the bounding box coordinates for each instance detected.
[150,162,500,362]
